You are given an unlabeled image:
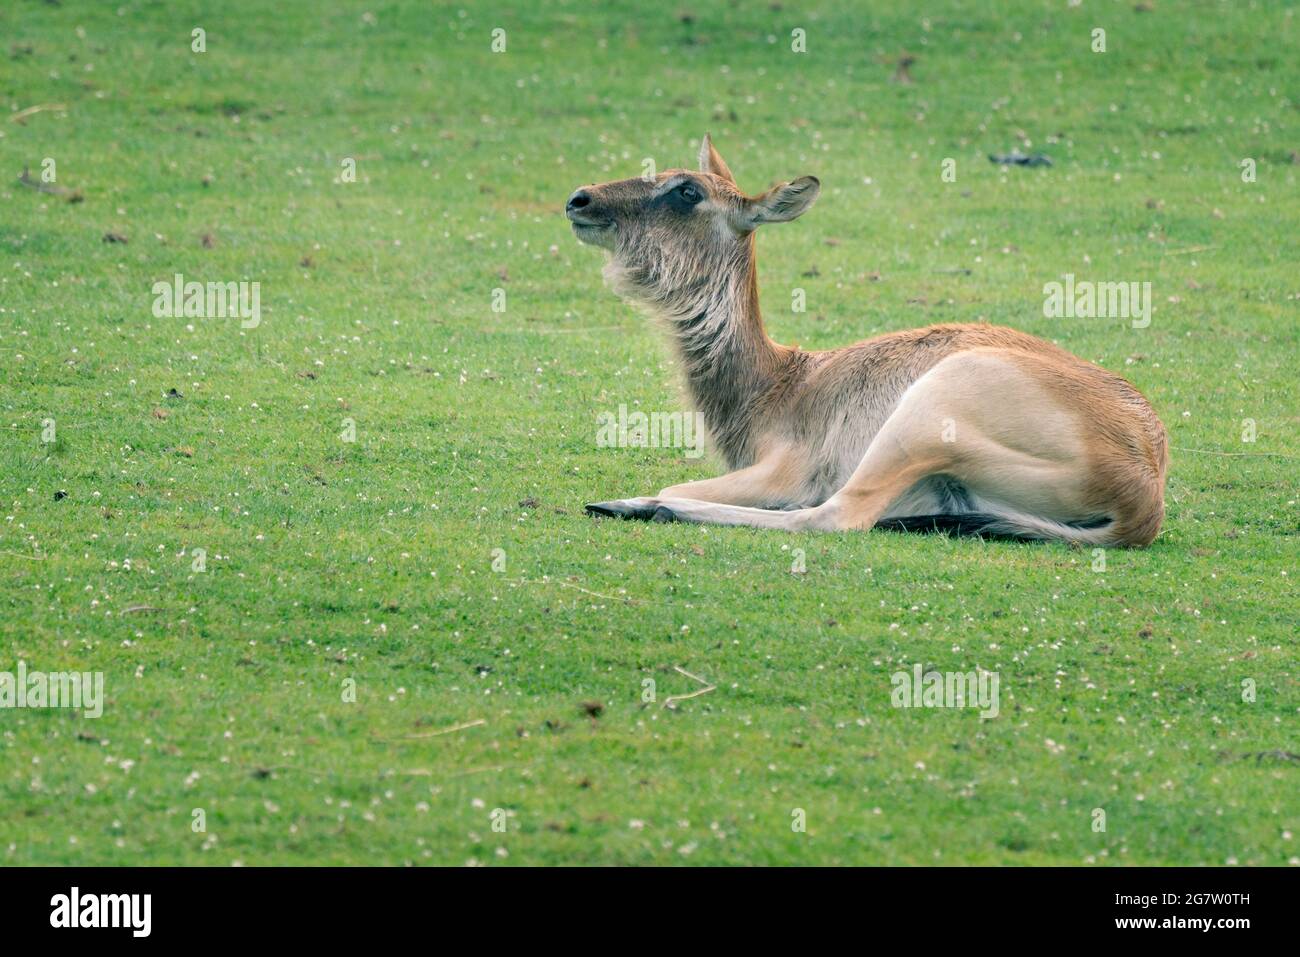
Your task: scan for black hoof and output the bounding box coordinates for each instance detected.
[650,506,679,523]
[585,499,660,521]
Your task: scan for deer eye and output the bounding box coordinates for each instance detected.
[677,183,702,204]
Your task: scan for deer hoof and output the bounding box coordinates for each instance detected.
[585,498,660,520]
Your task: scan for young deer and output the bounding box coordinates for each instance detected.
[566,135,1169,545]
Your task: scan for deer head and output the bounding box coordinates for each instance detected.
[565,135,820,321]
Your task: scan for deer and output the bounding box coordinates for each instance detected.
[564,135,1169,546]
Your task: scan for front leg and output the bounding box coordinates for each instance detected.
[656,452,805,507]
[585,496,826,530]
[587,449,810,522]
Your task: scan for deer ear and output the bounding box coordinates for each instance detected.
[698,133,736,184]
[745,176,820,226]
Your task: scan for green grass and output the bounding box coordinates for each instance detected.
[1,0,1296,865]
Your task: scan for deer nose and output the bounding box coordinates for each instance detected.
[566,189,591,211]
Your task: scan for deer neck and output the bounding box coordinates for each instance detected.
[609,235,789,468]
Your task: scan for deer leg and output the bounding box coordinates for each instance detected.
[806,350,1094,532]
[641,452,938,531]
[587,450,809,521]
[626,497,826,529]
[588,402,949,531]
[610,360,980,531]
[630,444,946,530]
[586,411,946,530]
[657,449,810,506]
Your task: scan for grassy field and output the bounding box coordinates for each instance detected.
[1,0,1296,866]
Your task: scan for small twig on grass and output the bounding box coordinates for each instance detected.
[400,763,521,778]
[376,718,487,742]
[0,550,46,561]
[447,763,519,778]
[662,666,716,710]
[510,576,644,605]
[10,103,66,124]
[1162,245,1216,256]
